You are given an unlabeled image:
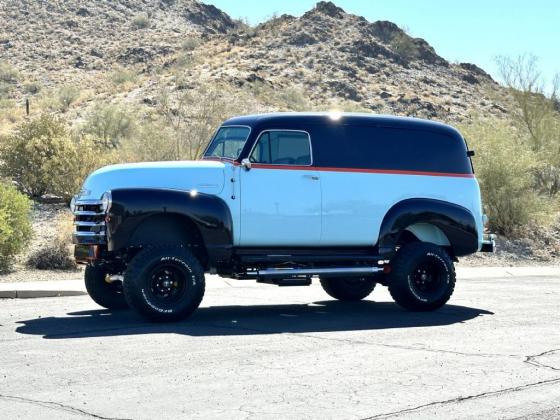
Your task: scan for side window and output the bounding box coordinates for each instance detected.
[317,126,472,174]
[250,131,311,165]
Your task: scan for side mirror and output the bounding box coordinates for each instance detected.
[241,158,252,170]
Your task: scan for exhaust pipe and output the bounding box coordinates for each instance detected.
[249,266,383,279]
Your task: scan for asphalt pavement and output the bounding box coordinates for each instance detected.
[1,269,559,419]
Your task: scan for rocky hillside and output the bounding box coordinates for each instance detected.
[209,2,507,119]
[0,0,511,122]
[0,0,233,78]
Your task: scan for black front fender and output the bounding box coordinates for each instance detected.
[107,188,233,266]
[378,198,478,258]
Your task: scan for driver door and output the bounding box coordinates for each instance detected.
[238,130,322,246]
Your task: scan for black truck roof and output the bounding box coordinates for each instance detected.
[223,112,461,138]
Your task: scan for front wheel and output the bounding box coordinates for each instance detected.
[123,245,205,322]
[388,242,455,311]
[84,265,128,310]
[320,276,377,301]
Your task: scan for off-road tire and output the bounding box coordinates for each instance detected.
[319,276,377,301]
[388,242,455,311]
[84,265,128,310]
[123,245,205,322]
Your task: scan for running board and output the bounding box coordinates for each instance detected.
[247,266,383,279]
[257,277,312,287]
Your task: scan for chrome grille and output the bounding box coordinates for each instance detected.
[72,200,106,244]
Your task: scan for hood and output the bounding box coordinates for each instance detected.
[78,160,227,200]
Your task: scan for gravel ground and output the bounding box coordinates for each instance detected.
[1,203,559,283]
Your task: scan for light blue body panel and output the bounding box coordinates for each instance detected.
[78,161,484,250]
[237,166,322,246]
[80,161,226,199]
[318,170,483,247]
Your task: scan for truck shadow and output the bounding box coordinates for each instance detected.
[15,300,493,339]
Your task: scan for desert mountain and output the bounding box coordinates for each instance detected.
[0,0,510,122]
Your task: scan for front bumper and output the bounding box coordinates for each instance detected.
[480,233,496,253]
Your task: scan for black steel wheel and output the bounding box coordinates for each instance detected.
[319,276,377,301]
[123,245,205,322]
[388,242,455,311]
[84,265,128,310]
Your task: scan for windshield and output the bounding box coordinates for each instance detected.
[204,126,251,159]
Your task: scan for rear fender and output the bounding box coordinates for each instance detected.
[378,198,478,258]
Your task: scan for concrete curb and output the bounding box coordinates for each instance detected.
[0,290,87,299]
[0,279,87,299]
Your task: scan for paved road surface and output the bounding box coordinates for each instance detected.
[1,272,559,419]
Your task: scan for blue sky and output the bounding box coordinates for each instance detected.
[206,0,559,90]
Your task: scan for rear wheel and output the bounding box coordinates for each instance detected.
[388,242,455,311]
[320,276,377,301]
[84,265,128,310]
[123,245,205,322]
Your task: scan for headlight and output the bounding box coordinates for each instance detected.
[70,196,76,213]
[101,191,112,213]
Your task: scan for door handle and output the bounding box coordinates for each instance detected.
[303,174,320,180]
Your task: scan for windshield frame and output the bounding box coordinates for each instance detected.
[202,125,252,162]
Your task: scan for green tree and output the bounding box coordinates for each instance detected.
[0,114,102,200]
[496,54,560,195]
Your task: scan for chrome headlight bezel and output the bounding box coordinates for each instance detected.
[101,191,112,213]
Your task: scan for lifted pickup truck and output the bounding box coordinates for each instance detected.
[72,112,494,321]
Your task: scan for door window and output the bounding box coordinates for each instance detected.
[250,131,312,166]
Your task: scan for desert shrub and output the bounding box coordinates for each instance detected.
[0,98,13,110]
[120,118,176,162]
[131,14,149,29]
[276,87,309,111]
[181,37,200,51]
[57,85,80,112]
[174,52,194,69]
[0,61,18,83]
[27,214,77,270]
[390,31,418,61]
[0,99,22,127]
[36,90,59,112]
[0,82,12,99]
[0,114,102,200]
[321,100,370,113]
[24,80,41,94]
[82,103,135,148]
[0,62,18,99]
[0,182,32,272]
[110,67,137,85]
[460,119,548,236]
